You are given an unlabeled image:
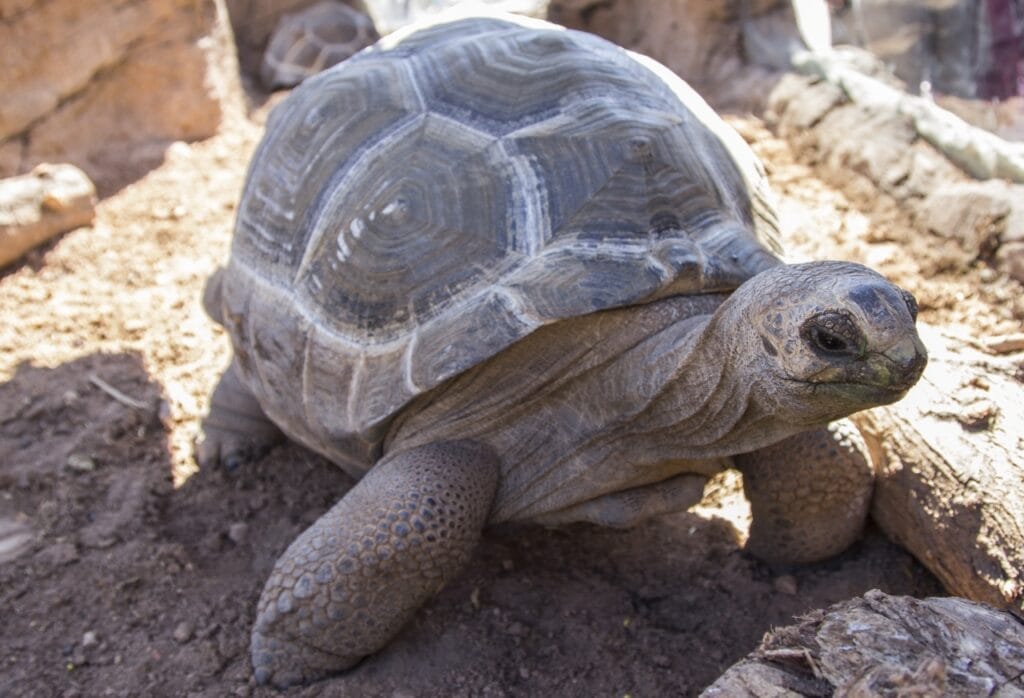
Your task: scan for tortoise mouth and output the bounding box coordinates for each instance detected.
[788,378,910,407]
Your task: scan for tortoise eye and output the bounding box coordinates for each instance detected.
[800,312,864,359]
[810,326,849,354]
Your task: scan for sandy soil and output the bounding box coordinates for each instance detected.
[1,86,1019,696]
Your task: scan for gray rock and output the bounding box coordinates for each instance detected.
[173,621,194,643]
[917,180,1015,259]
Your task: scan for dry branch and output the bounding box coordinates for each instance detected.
[702,590,1024,697]
[852,324,1024,612]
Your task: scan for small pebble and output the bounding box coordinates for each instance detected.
[774,574,799,595]
[228,522,248,545]
[958,400,998,430]
[81,631,99,648]
[173,621,194,643]
[66,454,96,472]
[518,666,530,680]
[501,559,515,572]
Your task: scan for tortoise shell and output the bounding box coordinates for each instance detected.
[260,1,379,89]
[220,13,783,472]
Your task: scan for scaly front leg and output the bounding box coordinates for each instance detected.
[733,419,873,564]
[250,440,500,687]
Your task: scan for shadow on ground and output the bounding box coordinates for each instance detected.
[0,353,942,697]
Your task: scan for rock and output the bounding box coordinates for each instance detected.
[0,164,96,267]
[260,1,378,89]
[227,522,248,545]
[917,181,1016,260]
[81,631,99,648]
[66,452,98,473]
[766,73,845,131]
[0,0,239,193]
[703,590,1024,697]
[173,621,195,643]
[548,0,791,109]
[997,241,1024,284]
[793,50,1024,183]
[766,69,1024,281]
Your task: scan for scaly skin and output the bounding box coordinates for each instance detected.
[196,360,282,470]
[250,440,499,688]
[735,419,874,564]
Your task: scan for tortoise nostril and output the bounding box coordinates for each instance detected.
[885,337,928,386]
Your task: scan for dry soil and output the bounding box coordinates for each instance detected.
[1,87,1020,697]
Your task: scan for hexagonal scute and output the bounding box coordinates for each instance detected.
[415,25,669,136]
[294,113,516,341]
[235,55,420,275]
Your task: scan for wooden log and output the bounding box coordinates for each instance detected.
[0,164,95,267]
[702,590,1024,697]
[852,324,1024,612]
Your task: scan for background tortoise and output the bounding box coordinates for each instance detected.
[200,13,927,688]
[260,1,379,90]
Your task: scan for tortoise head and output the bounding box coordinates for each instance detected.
[721,261,927,426]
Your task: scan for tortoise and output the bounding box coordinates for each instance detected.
[200,13,927,688]
[260,0,378,90]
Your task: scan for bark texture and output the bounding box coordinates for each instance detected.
[853,324,1024,613]
[0,164,96,267]
[703,590,1024,697]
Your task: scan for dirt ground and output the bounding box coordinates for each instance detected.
[1,77,1020,696]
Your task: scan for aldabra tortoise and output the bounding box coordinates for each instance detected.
[200,13,927,687]
[260,1,378,89]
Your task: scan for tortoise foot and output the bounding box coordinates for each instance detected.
[196,359,281,471]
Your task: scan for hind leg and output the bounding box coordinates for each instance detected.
[196,359,282,470]
[733,419,873,564]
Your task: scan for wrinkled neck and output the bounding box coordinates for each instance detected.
[638,300,804,459]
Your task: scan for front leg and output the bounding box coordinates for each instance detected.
[733,420,873,564]
[250,440,499,688]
